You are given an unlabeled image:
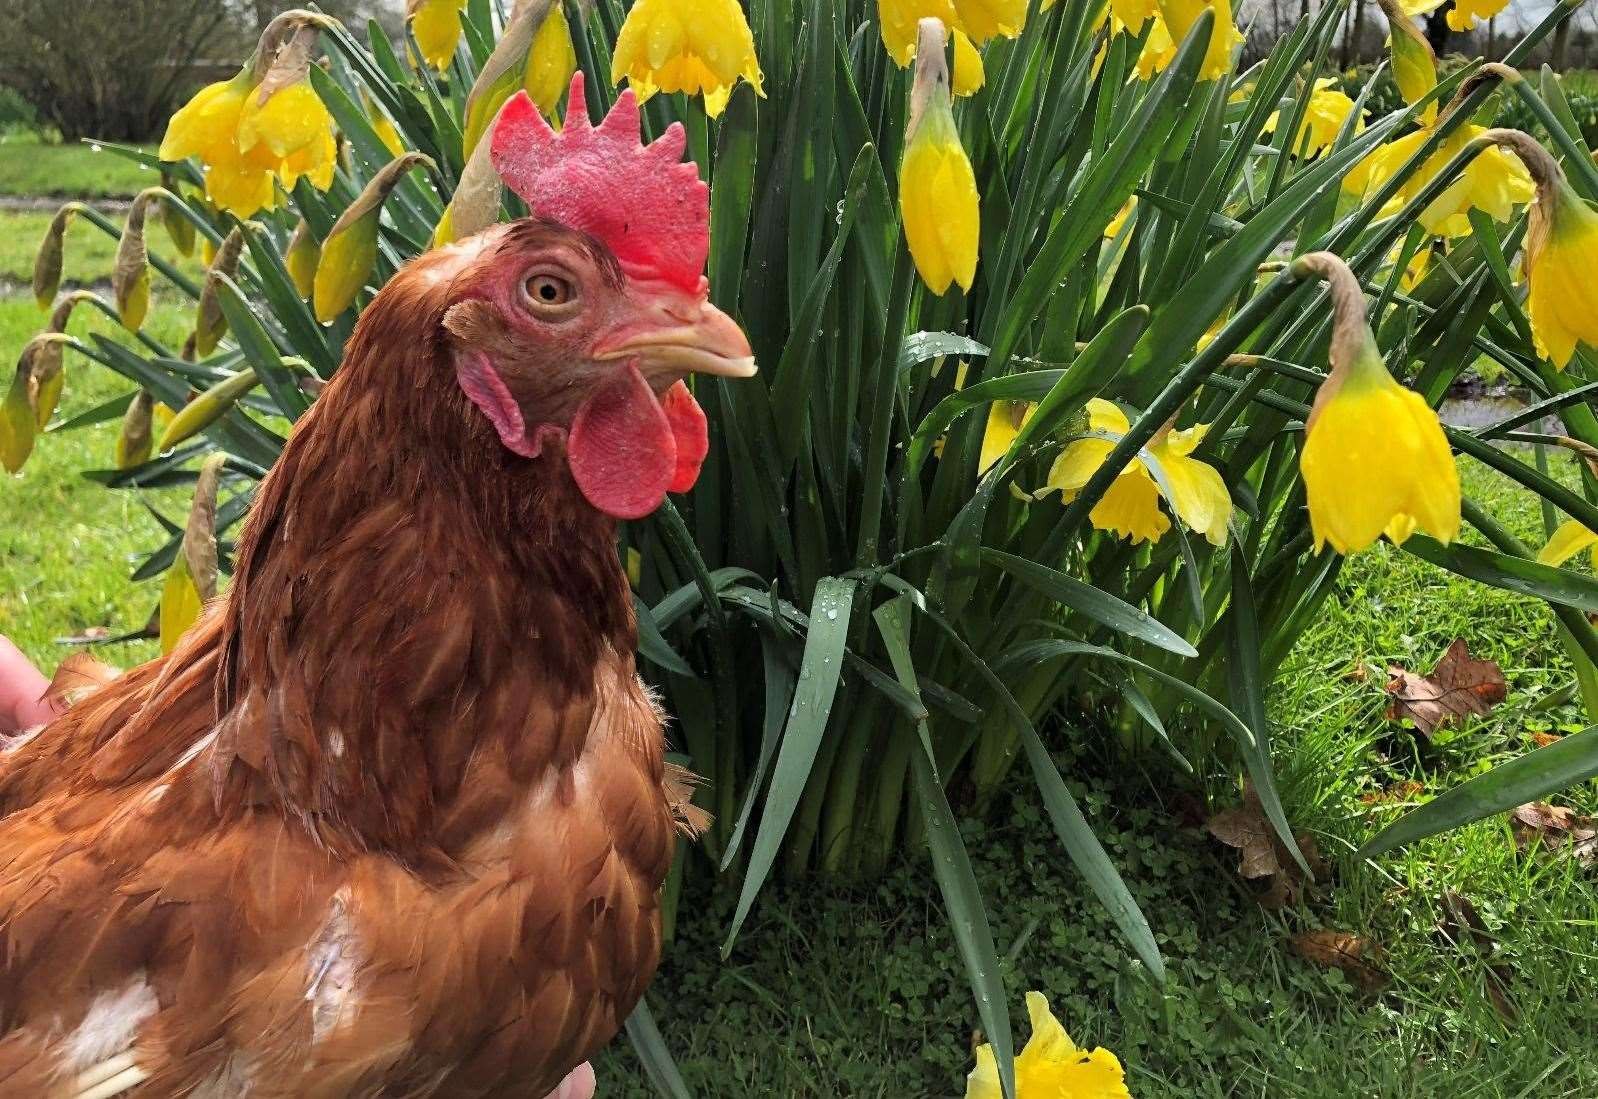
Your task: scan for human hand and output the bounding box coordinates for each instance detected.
[543,1063,595,1099]
[0,636,54,735]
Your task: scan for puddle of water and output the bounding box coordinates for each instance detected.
[1438,391,1563,438]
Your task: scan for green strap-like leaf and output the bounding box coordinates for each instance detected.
[623,998,692,1099]
[984,549,1196,657]
[722,576,857,955]
[874,596,1016,1099]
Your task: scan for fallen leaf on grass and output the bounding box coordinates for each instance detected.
[1385,639,1506,737]
[1530,731,1563,748]
[1511,802,1597,866]
[1207,783,1326,908]
[1437,890,1517,1024]
[1359,780,1425,807]
[1290,929,1389,992]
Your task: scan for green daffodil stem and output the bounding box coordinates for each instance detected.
[1474,72,1598,200]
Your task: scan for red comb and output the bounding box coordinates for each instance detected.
[490,73,709,292]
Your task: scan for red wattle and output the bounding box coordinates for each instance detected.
[567,364,678,520]
[661,381,708,494]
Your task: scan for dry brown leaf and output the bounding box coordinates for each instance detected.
[1206,783,1324,909]
[1511,802,1597,866]
[1359,780,1425,807]
[1437,890,1517,1024]
[1290,929,1389,992]
[1385,639,1507,737]
[1531,731,1564,748]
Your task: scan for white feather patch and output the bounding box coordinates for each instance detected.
[63,976,158,1070]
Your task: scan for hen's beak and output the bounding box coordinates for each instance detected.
[597,290,757,381]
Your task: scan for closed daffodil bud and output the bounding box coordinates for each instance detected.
[314,152,434,324]
[159,176,197,257]
[1294,251,1460,554]
[196,229,246,357]
[113,189,162,333]
[461,0,574,156]
[2,335,70,474]
[900,19,980,295]
[162,452,227,653]
[157,368,261,455]
[408,0,468,72]
[30,291,98,430]
[363,89,406,156]
[32,202,84,311]
[117,389,156,470]
[285,218,321,300]
[1379,0,1439,123]
[434,121,503,246]
[1482,128,1598,370]
[612,0,765,117]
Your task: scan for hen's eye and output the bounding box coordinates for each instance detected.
[524,274,576,310]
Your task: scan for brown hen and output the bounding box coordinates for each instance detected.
[0,78,751,1098]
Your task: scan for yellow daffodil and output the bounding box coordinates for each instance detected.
[1538,520,1598,569]
[1134,14,1178,81]
[1490,128,1598,370]
[1345,123,1533,238]
[524,1,579,118]
[1112,0,1159,31]
[1446,0,1508,31]
[965,992,1130,1099]
[159,14,338,216]
[1265,78,1362,158]
[878,0,1026,95]
[1105,195,1138,238]
[1043,398,1232,546]
[612,0,765,118]
[1155,0,1242,82]
[901,19,980,295]
[980,400,1034,473]
[1294,252,1459,554]
[409,0,468,72]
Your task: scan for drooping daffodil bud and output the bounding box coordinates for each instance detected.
[196,228,247,357]
[900,18,980,296]
[32,202,85,311]
[1378,0,1438,123]
[116,389,157,471]
[113,189,163,333]
[1294,251,1460,554]
[1482,128,1598,370]
[161,452,228,653]
[2,335,72,474]
[611,0,765,118]
[462,0,575,157]
[435,118,504,246]
[285,218,321,301]
[314,152,435,324]
[159,175,197,257]
[157,368,261,455]
[29,291,99,430]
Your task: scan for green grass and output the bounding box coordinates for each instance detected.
[0,295,193,670]
[594,459,1598,1097]
[0,207,206,289]
[0,132,160,199]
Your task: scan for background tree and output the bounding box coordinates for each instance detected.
[0,0,402,143]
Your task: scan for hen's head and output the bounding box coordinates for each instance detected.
[432,74,753,521]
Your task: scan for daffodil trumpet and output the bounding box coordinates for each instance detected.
[1293,251,1460,554]
[611,0,765,117]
